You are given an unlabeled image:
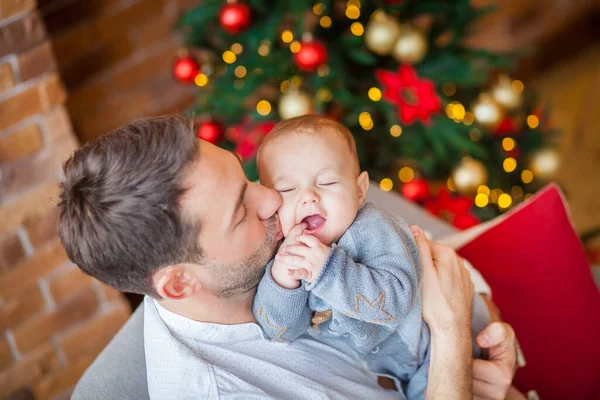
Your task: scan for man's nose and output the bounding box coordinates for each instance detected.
[301,188,320,204]
[255,185,282,221]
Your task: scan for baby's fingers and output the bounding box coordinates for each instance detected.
[288,268,311,281]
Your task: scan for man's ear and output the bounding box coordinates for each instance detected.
[356,171,370,205]
[153,265,201,300]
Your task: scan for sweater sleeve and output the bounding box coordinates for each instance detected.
[306,205,421,328]
[252,261,313,343]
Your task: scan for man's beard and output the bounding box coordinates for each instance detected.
[207,215,280,298]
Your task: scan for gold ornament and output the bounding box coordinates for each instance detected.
[491,75,523,112]
[528,149,560,180]
[451,158,488,194]
[392,25,428,64]
[472,93,504,131]
[278,90,313,119]
[364,11,401,56]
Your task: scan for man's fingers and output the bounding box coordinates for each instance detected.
[473,377,506,400]
[476,322,514,350]
[296,234,322,248]
[410,226,435,277]
[473,359,511,387]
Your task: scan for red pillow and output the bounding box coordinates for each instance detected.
[456,184,600,399]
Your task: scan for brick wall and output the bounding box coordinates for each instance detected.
[38,0,199,144]
[0,1,130,399]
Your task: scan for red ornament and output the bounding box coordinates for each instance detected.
[495,117,518,137]
[424,189,480,230]
[197,120,224,144]
[376,64,441,125]
[219,2,252,34]
[401,179,430,202]
[294,40,328,72]
[232,120,276,160]
[173,56,199,84]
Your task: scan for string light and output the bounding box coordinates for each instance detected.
[390,125,402,137]
[368,87,382,101]
[358,112,374,130]
[380,178,393,192]
[503,157,517,173]
[317,88,332,101]
[445,101,466,122]
[280,80,290,93]
[477,185,490,195]
[194,73,208,87]
[398,167,414,183]
[258,42,270,56]
[350,22,364,36]
[231,43,243,54]
[490,189,503,203]
[234,66,247,78]
[502,137,515,151]
[346,5,360,19]
[512,80,524,93]
[222,51,236,64]
[469,128,482,141]
[290,75,303,87]
[442,82,456,96]
[521,169,534,184]
[256,100,272,116]
[475,193,489,208]
[453,103,465,122]
[281,30,294,43]
[290,41,301,53]
[317,64,330,77]
[312,2,324,15]
[527,114,539,129]
[512,185,523,198]
[498,193,512,209]
[320,16,332,28]
[463,112,475,126]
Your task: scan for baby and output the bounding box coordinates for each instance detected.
[252,115,488,399]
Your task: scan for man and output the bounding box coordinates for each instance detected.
[59,115,517,398]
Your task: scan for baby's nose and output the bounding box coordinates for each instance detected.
[301,189,320,204]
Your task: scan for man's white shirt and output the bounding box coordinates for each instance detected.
[144,298,401,399]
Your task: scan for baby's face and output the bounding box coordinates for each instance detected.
[258,133,367,246]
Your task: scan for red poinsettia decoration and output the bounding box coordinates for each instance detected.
[376,64,441,125]
[231,120,277,160]
[424,188,480,230]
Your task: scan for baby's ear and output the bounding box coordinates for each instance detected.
[356,171,369,205]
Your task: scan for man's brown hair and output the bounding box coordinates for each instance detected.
[57,115,203,297]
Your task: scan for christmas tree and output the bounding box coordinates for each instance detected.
[175,0,559,229]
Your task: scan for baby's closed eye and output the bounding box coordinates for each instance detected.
[277,188,296,193]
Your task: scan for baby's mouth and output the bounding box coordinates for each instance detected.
[302,214,326,232]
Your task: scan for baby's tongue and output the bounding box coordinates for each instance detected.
[302,215,326,231]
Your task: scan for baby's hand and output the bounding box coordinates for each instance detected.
[276,234,330,284]
[270,222,307,289]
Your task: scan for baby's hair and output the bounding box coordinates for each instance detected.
[258,115,359,172]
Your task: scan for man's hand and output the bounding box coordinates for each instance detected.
[473,322,518,400]
[275,234,330,283]
[270,223,307,289]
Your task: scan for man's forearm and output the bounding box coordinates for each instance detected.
[427,325,473,400]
